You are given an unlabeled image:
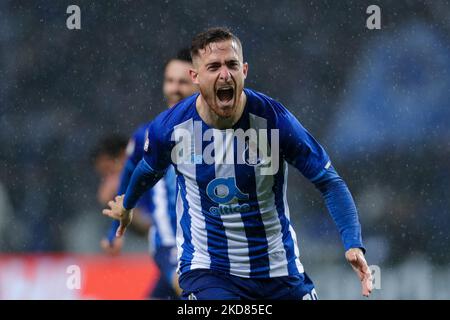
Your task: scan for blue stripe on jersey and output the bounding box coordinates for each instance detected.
[164,168,178,239]
[177,174,194,273]
[196,122,230,273]
[273,161,300,276]
[233,113,270,278]
[153,228,161,250]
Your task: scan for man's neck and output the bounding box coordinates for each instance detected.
[196,91,247,130]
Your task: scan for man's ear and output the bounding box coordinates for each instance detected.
[189,69,199,85]
[242,62,249,80]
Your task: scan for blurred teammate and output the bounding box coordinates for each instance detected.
[104,49,198,299]
[104,28,372,300]
[92,135,151,254]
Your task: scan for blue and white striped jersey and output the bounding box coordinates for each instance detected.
[142,88,331,279]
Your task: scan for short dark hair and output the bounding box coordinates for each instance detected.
[190,27,242,59]
[175,48,192,63]
[91,134,128,163]
[164,47,192,69]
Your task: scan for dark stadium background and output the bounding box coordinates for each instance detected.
[0,0,449,299]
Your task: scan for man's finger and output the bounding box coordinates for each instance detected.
[102,209,120,220]
[116,224,127,238]
[362,272,373,297]
[354,255,372,297]
[362,280,372,297]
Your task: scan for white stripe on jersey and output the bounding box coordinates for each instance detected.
[152,179,176,247]
[175,185,184,272]
[175,119,211,270]
[214,129,251,277]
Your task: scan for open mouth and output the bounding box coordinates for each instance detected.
[216,86,234,102]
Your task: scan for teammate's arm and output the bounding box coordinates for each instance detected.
[311,165,372,297]
[278,104,372,297]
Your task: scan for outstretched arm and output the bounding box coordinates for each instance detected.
[276,100,372,297]
[312,165,372,297]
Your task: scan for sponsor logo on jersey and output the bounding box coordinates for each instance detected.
[206,177,251,215]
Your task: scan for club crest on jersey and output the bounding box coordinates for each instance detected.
[125,139,135,157]
[206,177,250,215]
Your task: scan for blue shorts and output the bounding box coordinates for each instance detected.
[179,269,318,300]
[149,246,179,300]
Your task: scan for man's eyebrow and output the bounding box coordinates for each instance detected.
[206,59,239,66]
[205,61,221,67]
